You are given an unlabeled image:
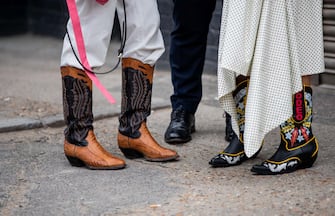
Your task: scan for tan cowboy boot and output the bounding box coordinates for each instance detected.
[61,66,126,169]
[118,58,179,162]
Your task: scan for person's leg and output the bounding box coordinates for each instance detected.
[116,0,179,161]
[61,0,125,169]
[251,75,318,174]
[165,0,216,144]
[61,0,117,68]
[169,0,216,113]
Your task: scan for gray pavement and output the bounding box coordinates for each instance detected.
[0,34,335,215]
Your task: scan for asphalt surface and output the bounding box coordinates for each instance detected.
[0,34,334,216]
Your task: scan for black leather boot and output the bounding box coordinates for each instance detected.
[209,79,250,167]
[251,86,318,175]
[164,105,195,144]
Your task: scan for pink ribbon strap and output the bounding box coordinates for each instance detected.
[96,0,109,5]
[66,0,116,104]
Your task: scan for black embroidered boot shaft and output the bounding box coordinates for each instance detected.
[118,58,154,138]
[209,79,250,167]
[251,86,318,175]
[61,66,93,146]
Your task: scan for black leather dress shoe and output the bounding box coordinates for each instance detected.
[164,106,195,144]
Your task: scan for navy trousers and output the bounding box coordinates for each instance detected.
[169,0,216,114]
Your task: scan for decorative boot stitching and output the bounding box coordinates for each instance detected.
[119,64,153,138]
[280,87,313,149]
[252,86,318,174]
[62,69,93,146]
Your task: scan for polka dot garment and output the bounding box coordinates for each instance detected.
[217,0,325,157]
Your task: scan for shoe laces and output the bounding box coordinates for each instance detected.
[172,106,186,122]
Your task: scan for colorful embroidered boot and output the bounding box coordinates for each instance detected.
[117,58,179,162]
[209,79,250,167]
[61,66,126,170]
[251,86,318,175]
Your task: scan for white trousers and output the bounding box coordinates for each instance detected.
[61,0,165,68]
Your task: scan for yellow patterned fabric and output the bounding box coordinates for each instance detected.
[217,0,325,157]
